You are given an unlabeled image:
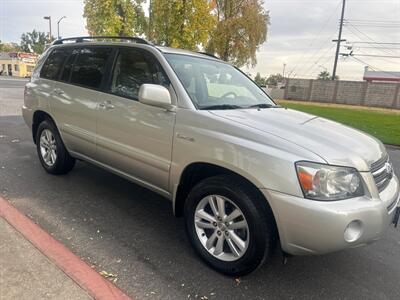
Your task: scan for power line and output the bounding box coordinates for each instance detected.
[303,44,336,77]
[346,25,400,28]
[293,30,339,78]
[352,42,400,45]
[346,19,400,24]
[351,53,400,58]
[341,23,400,65]
[287,0,342,78]
[353,45,400,50]
[344,24,398,55]
[343,20,400,27]
[356,49,399,65]
[349,56,400,78]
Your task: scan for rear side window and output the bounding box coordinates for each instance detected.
[110,48,168,99]
[40,49,69,80]
[60,49,79,82]
[70,47,112,89]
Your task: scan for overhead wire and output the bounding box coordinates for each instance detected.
[287,0,342,78]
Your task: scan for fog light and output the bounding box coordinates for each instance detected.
[344,220,363,243]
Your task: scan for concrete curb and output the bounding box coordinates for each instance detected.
[0,196,132,300]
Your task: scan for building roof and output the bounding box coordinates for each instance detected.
[1,52,38,58]
[363,66,400,82]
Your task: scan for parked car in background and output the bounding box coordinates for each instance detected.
[23,37,400,276]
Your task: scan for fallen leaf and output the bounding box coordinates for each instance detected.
[235,277,241,285]
[99,270,117,279]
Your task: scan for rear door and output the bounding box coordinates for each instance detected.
[50,46,113,159]
[96,47,175,192]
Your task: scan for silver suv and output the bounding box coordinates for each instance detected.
[23,37,399,276]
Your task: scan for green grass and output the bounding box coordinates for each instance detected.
[277,101,400,146]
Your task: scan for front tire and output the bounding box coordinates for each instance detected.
[184,175,276,276]
[36,119,75,175]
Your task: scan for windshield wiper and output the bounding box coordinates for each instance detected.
[247,103,280,109]
[200,104,244,110]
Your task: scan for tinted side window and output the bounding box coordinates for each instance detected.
[70,47,112,89]
[40,49,69,80]
[60,49,79,82]
[110,48,168,99]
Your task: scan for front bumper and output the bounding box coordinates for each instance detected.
[261,174,399,256]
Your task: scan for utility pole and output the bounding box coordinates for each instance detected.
[43,16,52,41]
[332,0,346,80]
[283,63,286,78]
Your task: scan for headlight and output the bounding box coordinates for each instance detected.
[295,161,364,201]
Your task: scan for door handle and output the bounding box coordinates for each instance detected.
[99,101,115,110]
[52,88,64,96]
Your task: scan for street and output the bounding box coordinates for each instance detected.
[0,78,399,299]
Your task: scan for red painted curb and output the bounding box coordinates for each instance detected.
[0,196,132,300]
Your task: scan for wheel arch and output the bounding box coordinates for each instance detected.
[32,110,57,144]
[173,162,274,220]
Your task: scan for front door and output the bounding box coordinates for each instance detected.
[96,47,175,193]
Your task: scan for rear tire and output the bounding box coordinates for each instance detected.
[184,175,276,276]
[36,119,75,175]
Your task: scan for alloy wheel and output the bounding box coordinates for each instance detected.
[39,129,57,167]
[194,195,250,261]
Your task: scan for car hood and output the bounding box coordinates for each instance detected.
[210,108,386,171]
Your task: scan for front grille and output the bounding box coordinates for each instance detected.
[371,155,393,193]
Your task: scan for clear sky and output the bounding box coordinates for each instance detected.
[1,0,399,80]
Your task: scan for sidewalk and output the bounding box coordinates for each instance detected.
[0,197,131,300]
[0,218,91,300]
[0,76,29,81]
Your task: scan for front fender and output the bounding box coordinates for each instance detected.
[169,110,325,201]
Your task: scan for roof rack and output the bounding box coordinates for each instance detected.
[197,51,219,59]
[52,36,151,45]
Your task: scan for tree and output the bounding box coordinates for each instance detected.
[150,0,216,51]
[83,0,146,36]
[0,40,21,52]
[20,30,51,54]
[254,72,266,86]
[265,73,283,86]
[207,0,269,67]
[317,70,339,80]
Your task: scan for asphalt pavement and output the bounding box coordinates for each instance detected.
[0,78,399,300]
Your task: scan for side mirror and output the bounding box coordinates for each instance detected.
[138,84,173,109]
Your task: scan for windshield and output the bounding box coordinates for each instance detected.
[164,53,276,110]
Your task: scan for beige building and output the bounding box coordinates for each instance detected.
[0,52,38,77]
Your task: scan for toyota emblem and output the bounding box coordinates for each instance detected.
[385,162,393,175]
